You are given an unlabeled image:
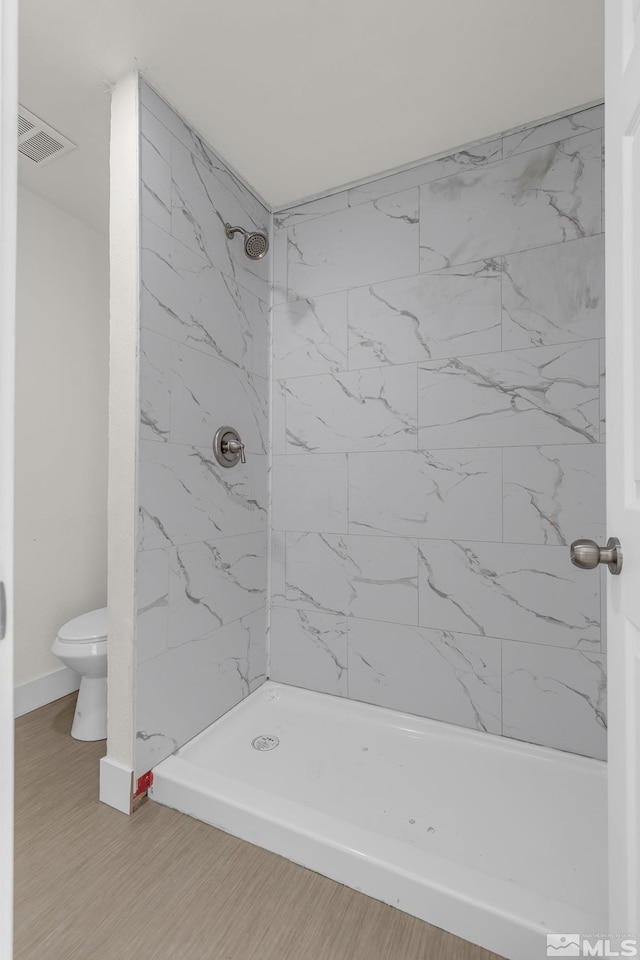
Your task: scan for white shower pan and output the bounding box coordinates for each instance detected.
[150,681,607,960]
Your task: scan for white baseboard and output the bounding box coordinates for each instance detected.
[14,665,80,718]
[99,756,134,815]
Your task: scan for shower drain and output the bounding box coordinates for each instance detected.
[252,734,279,752]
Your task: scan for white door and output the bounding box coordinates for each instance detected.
[0,0,17,956]
[606,0,640,930]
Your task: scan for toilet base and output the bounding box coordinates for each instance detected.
[72,676,107,741]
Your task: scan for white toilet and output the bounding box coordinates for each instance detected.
[51,607,108,741]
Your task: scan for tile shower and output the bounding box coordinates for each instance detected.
[135,80,605,767]
[129,78,607,954]
[135,81,270,773]
[269,104,606,760]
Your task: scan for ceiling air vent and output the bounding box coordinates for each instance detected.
[17,107,76,167]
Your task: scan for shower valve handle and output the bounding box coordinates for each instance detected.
[213,426,246,467]
[223,437,246,464]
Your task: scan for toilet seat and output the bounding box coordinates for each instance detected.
[57,606,107,643]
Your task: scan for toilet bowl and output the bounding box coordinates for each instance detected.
[51,607,108,741]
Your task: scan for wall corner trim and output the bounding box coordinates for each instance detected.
[99,756,134,815]
[14,665,80,718]
[106,70,139,774]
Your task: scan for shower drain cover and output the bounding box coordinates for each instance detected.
[252,734,279,752]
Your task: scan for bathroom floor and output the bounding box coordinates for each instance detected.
[14,694,503,960]
[151,681,607,959]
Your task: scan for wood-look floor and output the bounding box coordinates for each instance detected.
[15,694,504,960]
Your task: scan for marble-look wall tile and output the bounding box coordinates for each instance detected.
[171,139,270,304]
[502,235,605,348]
[286,532,418,625]
[141,218,218,347]
[251,295,269,380]
[267,105,605,760]
[418,540,600,649]
[136,548,169,663]
[503,444,605,546]
[270,607,348,696]
[271,379,287,456]
[272,292,348,379]
[502,104,604,159]
[171,342,268,454]
[140,106,172,232]
[272,454,348,533]
[140,81,270,308]
[274,192,349,229]
[136,608,266,775]
[284,365,417,453]
[348,449,502,540]
[347,138,503,207]
[502,641,606,760]
[141,218,268,377]
[271,223,289,306]
[140,329,171,442]
[248,607,268,691]
[348,618,501,734]
[347,268,501,369]
[140,80,268,230]
[270,530,286,607]
[138,440,267,549]
[287,189,419,299]
[168,532,266,645]
[420,131,602,271]
[599,339,606,441]
[418,341,600,449]
[188,135,270,229]
[136,81,268,773]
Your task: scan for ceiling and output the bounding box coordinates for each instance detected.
[18,0,604,235]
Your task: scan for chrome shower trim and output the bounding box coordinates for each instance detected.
[224,223,248,240]
[224,222,269,259]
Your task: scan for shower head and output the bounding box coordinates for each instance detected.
[224,223,269,260]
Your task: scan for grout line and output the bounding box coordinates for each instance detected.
[269,440,603,454]
[280,609,604,657]
[283,528,287,609]
[345,616,350,700]
[138,602,267,666]
[283,232,605,306]
[346,451,350,538]
[416,351,420,450]
[416,535,421,628]
[499,253,504,353]
[500,639,504,737]
[163,524,589,550]
[140,214,270,306]
[335,124,603,214]
[268,334,603,383]
[271,101,604,215]
[500,447,504,544]
[600,128,604,235]
[265,206,275,680]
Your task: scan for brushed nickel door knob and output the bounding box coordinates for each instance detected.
[570,537,623,575]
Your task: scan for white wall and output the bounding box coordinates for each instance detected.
[14,187,109,687]
[103,72,139,788]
